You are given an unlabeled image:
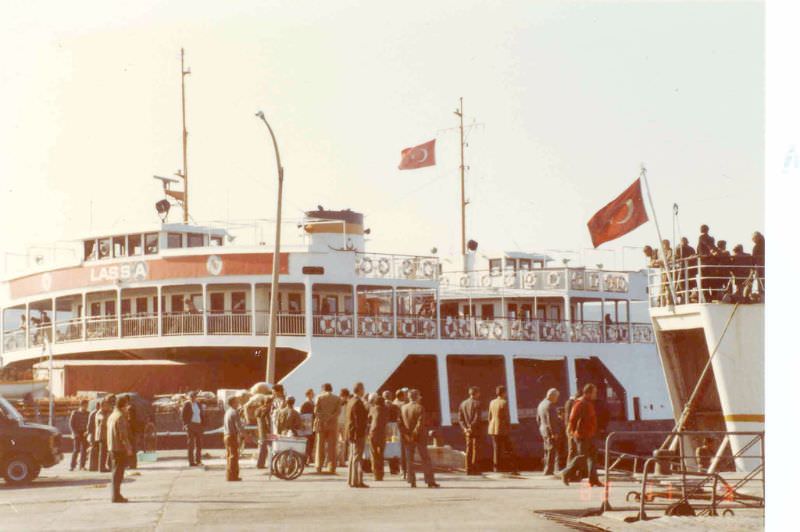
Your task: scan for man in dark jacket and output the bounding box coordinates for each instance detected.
[254,397,273,469]
[401,389,439,488]
[69,400,90,471]
[181,391,205,466]
[345,382,369,488]
[367,394,388,481]
[277,396,302,435]
[300,388,315,464]
[458,386,482,475]
[393,388,410,479]
[560,384,602,487]
[536,388,563,476]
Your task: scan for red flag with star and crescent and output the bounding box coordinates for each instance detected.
[398,139,436,170]
[587,178,649,247]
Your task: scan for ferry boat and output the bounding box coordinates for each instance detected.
[0,205,671,440]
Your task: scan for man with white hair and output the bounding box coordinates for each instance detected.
[536,388,564,476]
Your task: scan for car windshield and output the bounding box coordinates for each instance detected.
[0,396,24,422]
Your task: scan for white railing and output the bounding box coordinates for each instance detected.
[207,312,252,335]
[439,268,629,293]
[86,316,118,340]
[647,257,765,307]
[355,253,439,281]
[254,311,306,336]
[357,315,394,337]
[2,329,26,352]
[313,314,355,337]
[162,312,203,336]
[122,314,159,338]
[55,319,83,343]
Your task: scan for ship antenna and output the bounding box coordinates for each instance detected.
[455,97,467,256]
[179,48,191,224]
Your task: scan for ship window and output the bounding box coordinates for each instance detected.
[90,302,101,316]
[518,259,532,271]
[167,233,183,249]
[84,240,97,261]
[98,238,111,259]
[170,295,184,313]
[128,234,142,256]
[505,258,517,272]
[344,295,353,314]
[113,236,126,257]
[520,304,532,320]
[144,233,159,255]
[489,259,502,276]
[187,233,204,248]
[507,303,517,318]
[231,292,246,313]
[209,293,224,313]
[135,297,148,314]
[121,299,131,316]
[480,304,494,320]
[322,296,338,314]
[104,300,116,316]
[288,293,302,314]
[210,235,223,247]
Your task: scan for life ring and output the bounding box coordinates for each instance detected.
[444,317,457,338]
[336,316,353,336]
[617,277,629,292]
[504,272,516,288]
[492,322,505,339]
[523,272,537,289]
[570,272,584,290]
[547,271,562,288]
[510,320,523,340]
[377,257,391,276]
[360,317,376,336]
[542,322,556,341]
[522,321,536,340]
[587,272,600,290]
[477,321,490,339]
[401,259,416,278]
[421,319,437,338]
[457,318,471,338]
[318,316,336,335]
[480,275,492,287]
[378,317,393,337]
[640,327,654,343]
[606,326,618,342]
[421,260,435,279]
[459,275,470,288]
[400,318,417,338]
[358,257,373,275]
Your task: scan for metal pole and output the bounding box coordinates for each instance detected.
[455,97,466,256]
[47,338,54,426]
[180,48,191,223]
[640,166,678,309]
[256,111,284,385]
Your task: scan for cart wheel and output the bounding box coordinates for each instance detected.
[722,509,735,517]
[626,491,641,502]
[389,458,400,475]
[271,450,305,481]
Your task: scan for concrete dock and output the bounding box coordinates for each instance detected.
[0,451,763,531]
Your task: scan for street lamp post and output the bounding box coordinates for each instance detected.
[256,111,284,385]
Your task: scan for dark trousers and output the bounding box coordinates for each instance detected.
[187,423,203,465]
[491,434,518,473]
[406,439,435,486]
[306,433,315,464]
[88,440,99,471]
[542,435,565,475]
[99,440,110,472]
[225,435,240,481]
[562,437,600,484]
[70,432,88,470]
[110,451,127,501]
[348,437,366,487]
[256,440,269,469]
[369,435,385,481]
[128,433,138,469]
[464,435,480,474]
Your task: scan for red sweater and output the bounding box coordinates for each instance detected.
[568,398,597,439]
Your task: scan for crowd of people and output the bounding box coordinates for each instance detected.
[644,226,765,304]
[67,379,610,502]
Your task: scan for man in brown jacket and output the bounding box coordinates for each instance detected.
[107,395,134,503]
[458,386,483,475]
[367,394,388,481]
[488,385,518,474]
[400,389,439,488]
[345,382,369,488]
[277,396,302,435]
[313,383,340,474]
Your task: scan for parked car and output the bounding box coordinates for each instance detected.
[0,395,62,485]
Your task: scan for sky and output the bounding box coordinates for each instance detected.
[0,0,764,273]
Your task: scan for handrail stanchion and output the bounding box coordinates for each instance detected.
[602,432,614,512]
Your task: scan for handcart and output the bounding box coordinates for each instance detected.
[269,435,307,481]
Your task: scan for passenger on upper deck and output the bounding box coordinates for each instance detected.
[752,231,765,266]
[696,225,717,257]
[643,246,660,268]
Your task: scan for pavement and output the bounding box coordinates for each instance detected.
[0,451,764,531]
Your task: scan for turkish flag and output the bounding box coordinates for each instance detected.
[398,139,436,170]
[587,178,649,247]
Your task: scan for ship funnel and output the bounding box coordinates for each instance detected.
[302,208,365,253]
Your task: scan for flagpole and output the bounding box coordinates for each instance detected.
[640,165,678,310]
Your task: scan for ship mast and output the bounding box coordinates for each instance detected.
[180,48,191,223]
[455,97,467,256]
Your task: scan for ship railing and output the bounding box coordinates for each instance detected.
[436,316,653,343]
[355,252,439,281]
[207,311,252,335]
[395,315,438,339]
[85,316,119,340]
[162,312,204,336]
[253,311,306,336]
[356,315,394,338]
[121,313,159,338]
[601,430,764,520]
[647,257,765,307]
[313,313,355,337]
[54,318,83,343]
[2,328,27,352]
[439,267,630,293]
